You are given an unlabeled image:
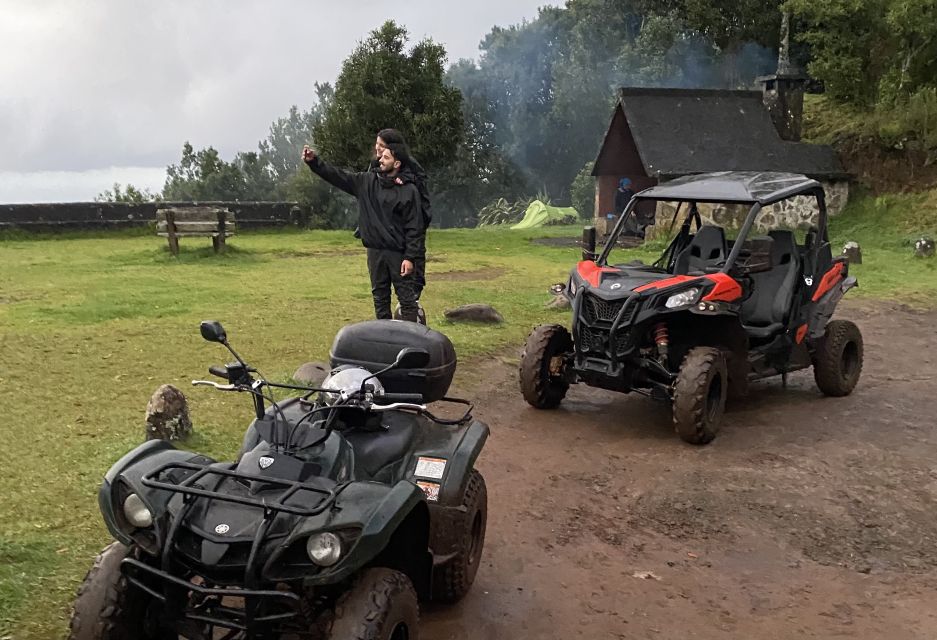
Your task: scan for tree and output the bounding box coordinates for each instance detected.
[258,83,333,187]
[162,142,247,201]
[96,182,157,204]
[788,0,937,106]
[312,21,464,174]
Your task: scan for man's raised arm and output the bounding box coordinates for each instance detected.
[302,145,361,197]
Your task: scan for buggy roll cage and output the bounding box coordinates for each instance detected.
[597,173,829,275]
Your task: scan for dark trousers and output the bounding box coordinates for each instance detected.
[413,254,426,299]
[367,248,419,322]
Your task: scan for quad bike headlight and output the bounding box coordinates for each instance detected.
[665,287,701,309]
[122,493,153,528]
[306,532,342,566]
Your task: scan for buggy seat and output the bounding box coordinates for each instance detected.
[741,230,800,339]
[674,225,728,275]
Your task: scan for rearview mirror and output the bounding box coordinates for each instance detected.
[394,347,430,369]
[200,320,227,344]
[581,226,597,262]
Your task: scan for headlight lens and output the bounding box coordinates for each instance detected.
[122,493,153,528]
[568,277,578,296]
[665,287,701,309]
[306,532,342,566]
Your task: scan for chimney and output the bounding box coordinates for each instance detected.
[757,11,807,141]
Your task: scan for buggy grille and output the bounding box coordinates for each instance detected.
[581,294,640,326]
[579,326,634,356]
[583,294,624,323]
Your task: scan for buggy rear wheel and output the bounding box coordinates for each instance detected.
[519,324,573,409]
[68,542,153,640]
[431,470,487,603]
[328,568,419,640]
[672,347,727,445]
[812,319,863,396]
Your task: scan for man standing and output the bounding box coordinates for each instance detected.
[302,143,424,322]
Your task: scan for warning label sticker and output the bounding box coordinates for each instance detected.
[416,481,440,502]
[415,456,447,480]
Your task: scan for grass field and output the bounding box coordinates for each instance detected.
[0,201,934,637]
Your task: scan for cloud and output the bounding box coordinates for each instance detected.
[0,0,551,178]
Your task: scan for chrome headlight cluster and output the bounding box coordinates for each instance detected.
[664,287,701,309]
[122,493,153,528]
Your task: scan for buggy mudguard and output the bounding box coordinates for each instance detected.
[98,440,213,546]
[808,275,858,339]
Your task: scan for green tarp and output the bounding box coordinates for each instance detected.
[510,200,580,229]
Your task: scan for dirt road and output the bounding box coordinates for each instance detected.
[424,301,937,639]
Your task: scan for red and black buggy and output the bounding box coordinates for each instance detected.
[520,171,863,444]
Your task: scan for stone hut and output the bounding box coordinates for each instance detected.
[590,86,851,236]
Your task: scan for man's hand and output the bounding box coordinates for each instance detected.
[302,145,316,163]
[400,259,414,277]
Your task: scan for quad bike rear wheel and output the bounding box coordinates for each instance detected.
[812,319,863,396]
[672,347,727,445]
[328,568,419,640]
[69,542,151,640]
[432,470,487,603]
[519,324,573,409]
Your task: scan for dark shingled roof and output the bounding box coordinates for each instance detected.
[594,88,847,180]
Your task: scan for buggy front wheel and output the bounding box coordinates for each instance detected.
[672,347,727,445]
[519,324,573,409]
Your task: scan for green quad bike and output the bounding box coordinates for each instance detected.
[70,319,488,639]
[520,171,863,444]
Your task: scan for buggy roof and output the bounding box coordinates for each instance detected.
[635,171,822,205]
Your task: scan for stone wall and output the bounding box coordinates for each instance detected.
[0,201,304,232]
[647,179,849,238]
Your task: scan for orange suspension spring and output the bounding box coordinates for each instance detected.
[653,322,669,361]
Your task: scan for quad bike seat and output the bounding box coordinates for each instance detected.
[674,225,728,275]
[343,412,417,479]
[741,230,799,339]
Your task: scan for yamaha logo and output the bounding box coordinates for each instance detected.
[258,456,275,469]
[215,524,230,535]
[610,283,622,290]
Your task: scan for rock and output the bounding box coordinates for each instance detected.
[443,303,504,324]
[145,384,192,441]
[545,294,571,310]
[842,241,862,264]
[914,236,935,258]
[293,362,330,386]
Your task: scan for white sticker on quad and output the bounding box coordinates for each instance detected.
[417,481,440,502]
[259,456,274,469]
[415,456,447,479]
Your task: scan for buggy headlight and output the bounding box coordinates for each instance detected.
[123,493,153,528]
[568,277,578,296]
[306,532,342,566]
[665,287,701,309]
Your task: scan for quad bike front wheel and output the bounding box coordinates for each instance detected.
[69,542,151,640]
[812,319,863,396]
[519,324,573,409]
[328,568,419,640]
[672,347,727,445]
[432,470,487,603]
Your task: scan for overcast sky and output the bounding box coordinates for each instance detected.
[0,0,552,203]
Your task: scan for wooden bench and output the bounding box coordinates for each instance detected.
[156,206,236,256]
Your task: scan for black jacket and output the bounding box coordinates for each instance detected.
[306,156,425,261]
[369,157,432,227]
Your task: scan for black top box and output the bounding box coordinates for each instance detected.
[329,320,456,403]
